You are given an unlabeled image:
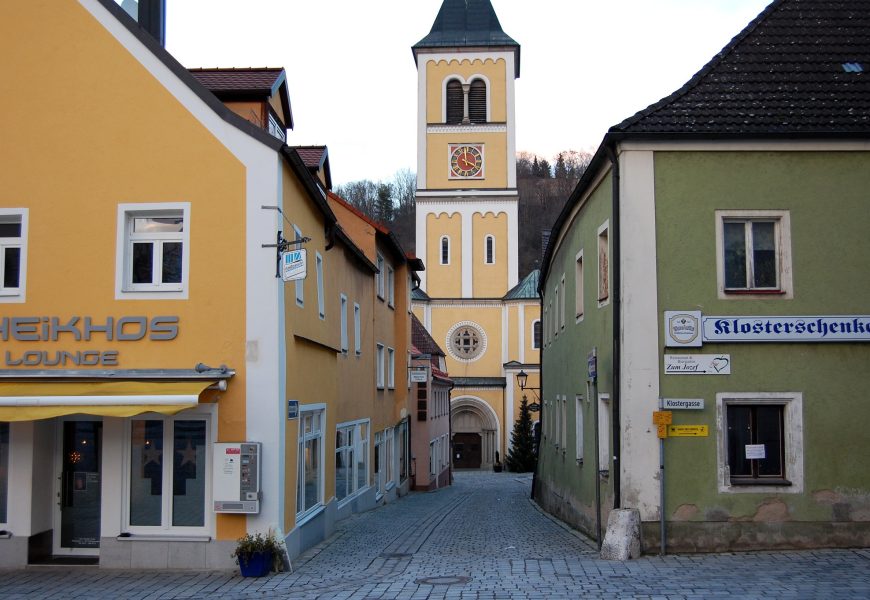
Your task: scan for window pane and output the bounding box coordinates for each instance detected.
[132,243,154,284]
[172,420,206,527]
[335,447,349,500]
[723,222,747,288]
[0,223,21,237]
[752,222,777,288]
[726,405,752,478]
[161,242,183,284]
[304,437,320,510]
[0,423,8,523]
[133,217,183,233]
[3,247,20,288]
[130,420,163,526]
[441,238,449,264]
[755,406,784,477]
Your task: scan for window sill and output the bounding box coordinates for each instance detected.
[724,289,785,295]
[295,504,325,528]
[729,477,792,487]
[117,534,211,542]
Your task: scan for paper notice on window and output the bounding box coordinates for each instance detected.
[745,444,766,460]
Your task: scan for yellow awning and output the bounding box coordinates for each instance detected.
[0,380,217,421]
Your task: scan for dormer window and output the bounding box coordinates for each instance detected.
[445,78,487,125]
[267,113,286,142]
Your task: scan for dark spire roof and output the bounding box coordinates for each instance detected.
[413,0,520,76]
[612,0,870,135]
[504,270,540,300]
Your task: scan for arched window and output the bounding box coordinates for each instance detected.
[446,80,464,125]
[484,235,495,264]
[440,236,450,265]
[468,79,487,123]
[532,320,542,349]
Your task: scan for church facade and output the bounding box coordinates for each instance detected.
[411,0,540,470]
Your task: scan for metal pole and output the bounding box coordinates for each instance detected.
[659,396,666,556]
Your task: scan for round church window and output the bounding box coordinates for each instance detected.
[447,321,487,362]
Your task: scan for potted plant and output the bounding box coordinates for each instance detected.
[231,530,284,577]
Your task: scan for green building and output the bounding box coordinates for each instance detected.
[537,0,870,552]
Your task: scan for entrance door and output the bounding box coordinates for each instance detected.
[54,420,102,555]
[452,432,482,469]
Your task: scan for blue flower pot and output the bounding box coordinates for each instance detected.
[238,551,272,577]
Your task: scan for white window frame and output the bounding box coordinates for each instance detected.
[115,202,190,300]
[597,220,610,307]
[384,426,395,490]
[484,235,495,265]
[353,303,361,355]
[296,404,326,521]
[293,225,304,307]
[715,210,793,300]
[387,265,395,308]
[598,393,611,472]
[716,392,803,494]
[339,294,348,353]
[575,249,584,322]
[335,418,370,505]
[376,343,385,389]
[0,209,27,302]
[440,236,450,265]
[376,253,385,300]
[387,347,395,389]
[316,252,325,319]
[575,395,584,462]
[123,406,214,536]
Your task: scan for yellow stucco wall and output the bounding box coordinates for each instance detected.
[425,58,507,123]
[429,304,502,378]
[472,212,508,296]
[425,213,462,297]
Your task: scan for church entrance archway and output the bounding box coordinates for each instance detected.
[451,396,500,470]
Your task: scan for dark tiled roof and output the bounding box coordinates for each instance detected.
[294,146,327,169]
[613,0,870,135]
[414,0,520,76]
[504,270,539,300]
[188,67,285,94]
[411,314,445,357]
[412,287,431,301]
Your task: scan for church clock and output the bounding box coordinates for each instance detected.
[449,144,484,179]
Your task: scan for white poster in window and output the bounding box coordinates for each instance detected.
[745,444,766,460]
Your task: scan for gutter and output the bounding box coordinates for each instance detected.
[605,142,622,510]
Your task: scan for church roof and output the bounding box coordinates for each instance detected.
[504,270,540,300]
[413,0,520,76]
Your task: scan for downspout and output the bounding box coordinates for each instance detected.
[530,288,543,500]
[605,141,622,510]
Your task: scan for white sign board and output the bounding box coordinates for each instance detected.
[281,249,307,282]
[664,354,731,375]
[410,368,428,383]
[745,444,766,459]
[662,398,705,410]
[664,311,703,347]
[702,315,870,343]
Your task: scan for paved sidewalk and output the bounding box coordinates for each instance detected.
[1,471,868,599]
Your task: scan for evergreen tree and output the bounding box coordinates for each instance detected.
[506,395,538,472]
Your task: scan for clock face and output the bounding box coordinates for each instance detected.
[449,144,484,179]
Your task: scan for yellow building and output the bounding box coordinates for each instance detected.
[0,0,418,569]
[412,0,540,469]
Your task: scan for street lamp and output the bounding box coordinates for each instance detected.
[516,369,528,391]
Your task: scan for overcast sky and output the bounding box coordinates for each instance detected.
[165,0,772,186]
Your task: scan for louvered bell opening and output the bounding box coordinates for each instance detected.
[468,80,487,124]
[446,80,464,124]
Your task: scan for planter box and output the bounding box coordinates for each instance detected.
[238,551,272,577]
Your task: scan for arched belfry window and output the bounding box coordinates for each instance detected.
[484,235,495,264]
[446,80,464,125]
[440,236,450,265]
[468,79,487,124]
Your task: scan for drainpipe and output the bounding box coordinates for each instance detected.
[605,141,622,510]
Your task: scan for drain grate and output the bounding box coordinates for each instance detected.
[415,575,472,585]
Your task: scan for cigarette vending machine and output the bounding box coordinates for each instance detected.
[213,442,261,513]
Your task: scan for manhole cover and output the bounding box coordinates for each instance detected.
[415,576,471,585]
[379,553,412,559]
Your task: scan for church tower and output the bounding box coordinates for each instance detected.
[413,0,520,298]
[412,0,540,471]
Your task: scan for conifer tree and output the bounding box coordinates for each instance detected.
[506,395,537,472]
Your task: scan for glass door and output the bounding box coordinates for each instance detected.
[55,420,102,555]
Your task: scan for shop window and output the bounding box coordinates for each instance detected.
[335,420,369,503]
[128,416,208,532]
[718,392,803,493]
[116,203,190,299]
[0,211,26,300]
[297,407,324,517]
[716,210,792,298]
[0,422,8,523]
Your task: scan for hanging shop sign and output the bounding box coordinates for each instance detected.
[281,249,307,282]
[665,311,870,346]
[664,354,730,375]
[409,367,429,383]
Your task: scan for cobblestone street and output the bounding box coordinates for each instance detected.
[1,471,868,599]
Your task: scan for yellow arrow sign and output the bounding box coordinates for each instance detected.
[667,425,708,437]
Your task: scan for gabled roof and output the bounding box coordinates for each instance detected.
[293,146,332,191]
[613,0,870,135]
[189,67,293,130]
[412,313,446,358]
[504,270,539,300]
[413,0,520,77]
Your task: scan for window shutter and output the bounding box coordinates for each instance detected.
[446,80,464,124]
[468,80,487,123]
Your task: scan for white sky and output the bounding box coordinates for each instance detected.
[165,0,772,187]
